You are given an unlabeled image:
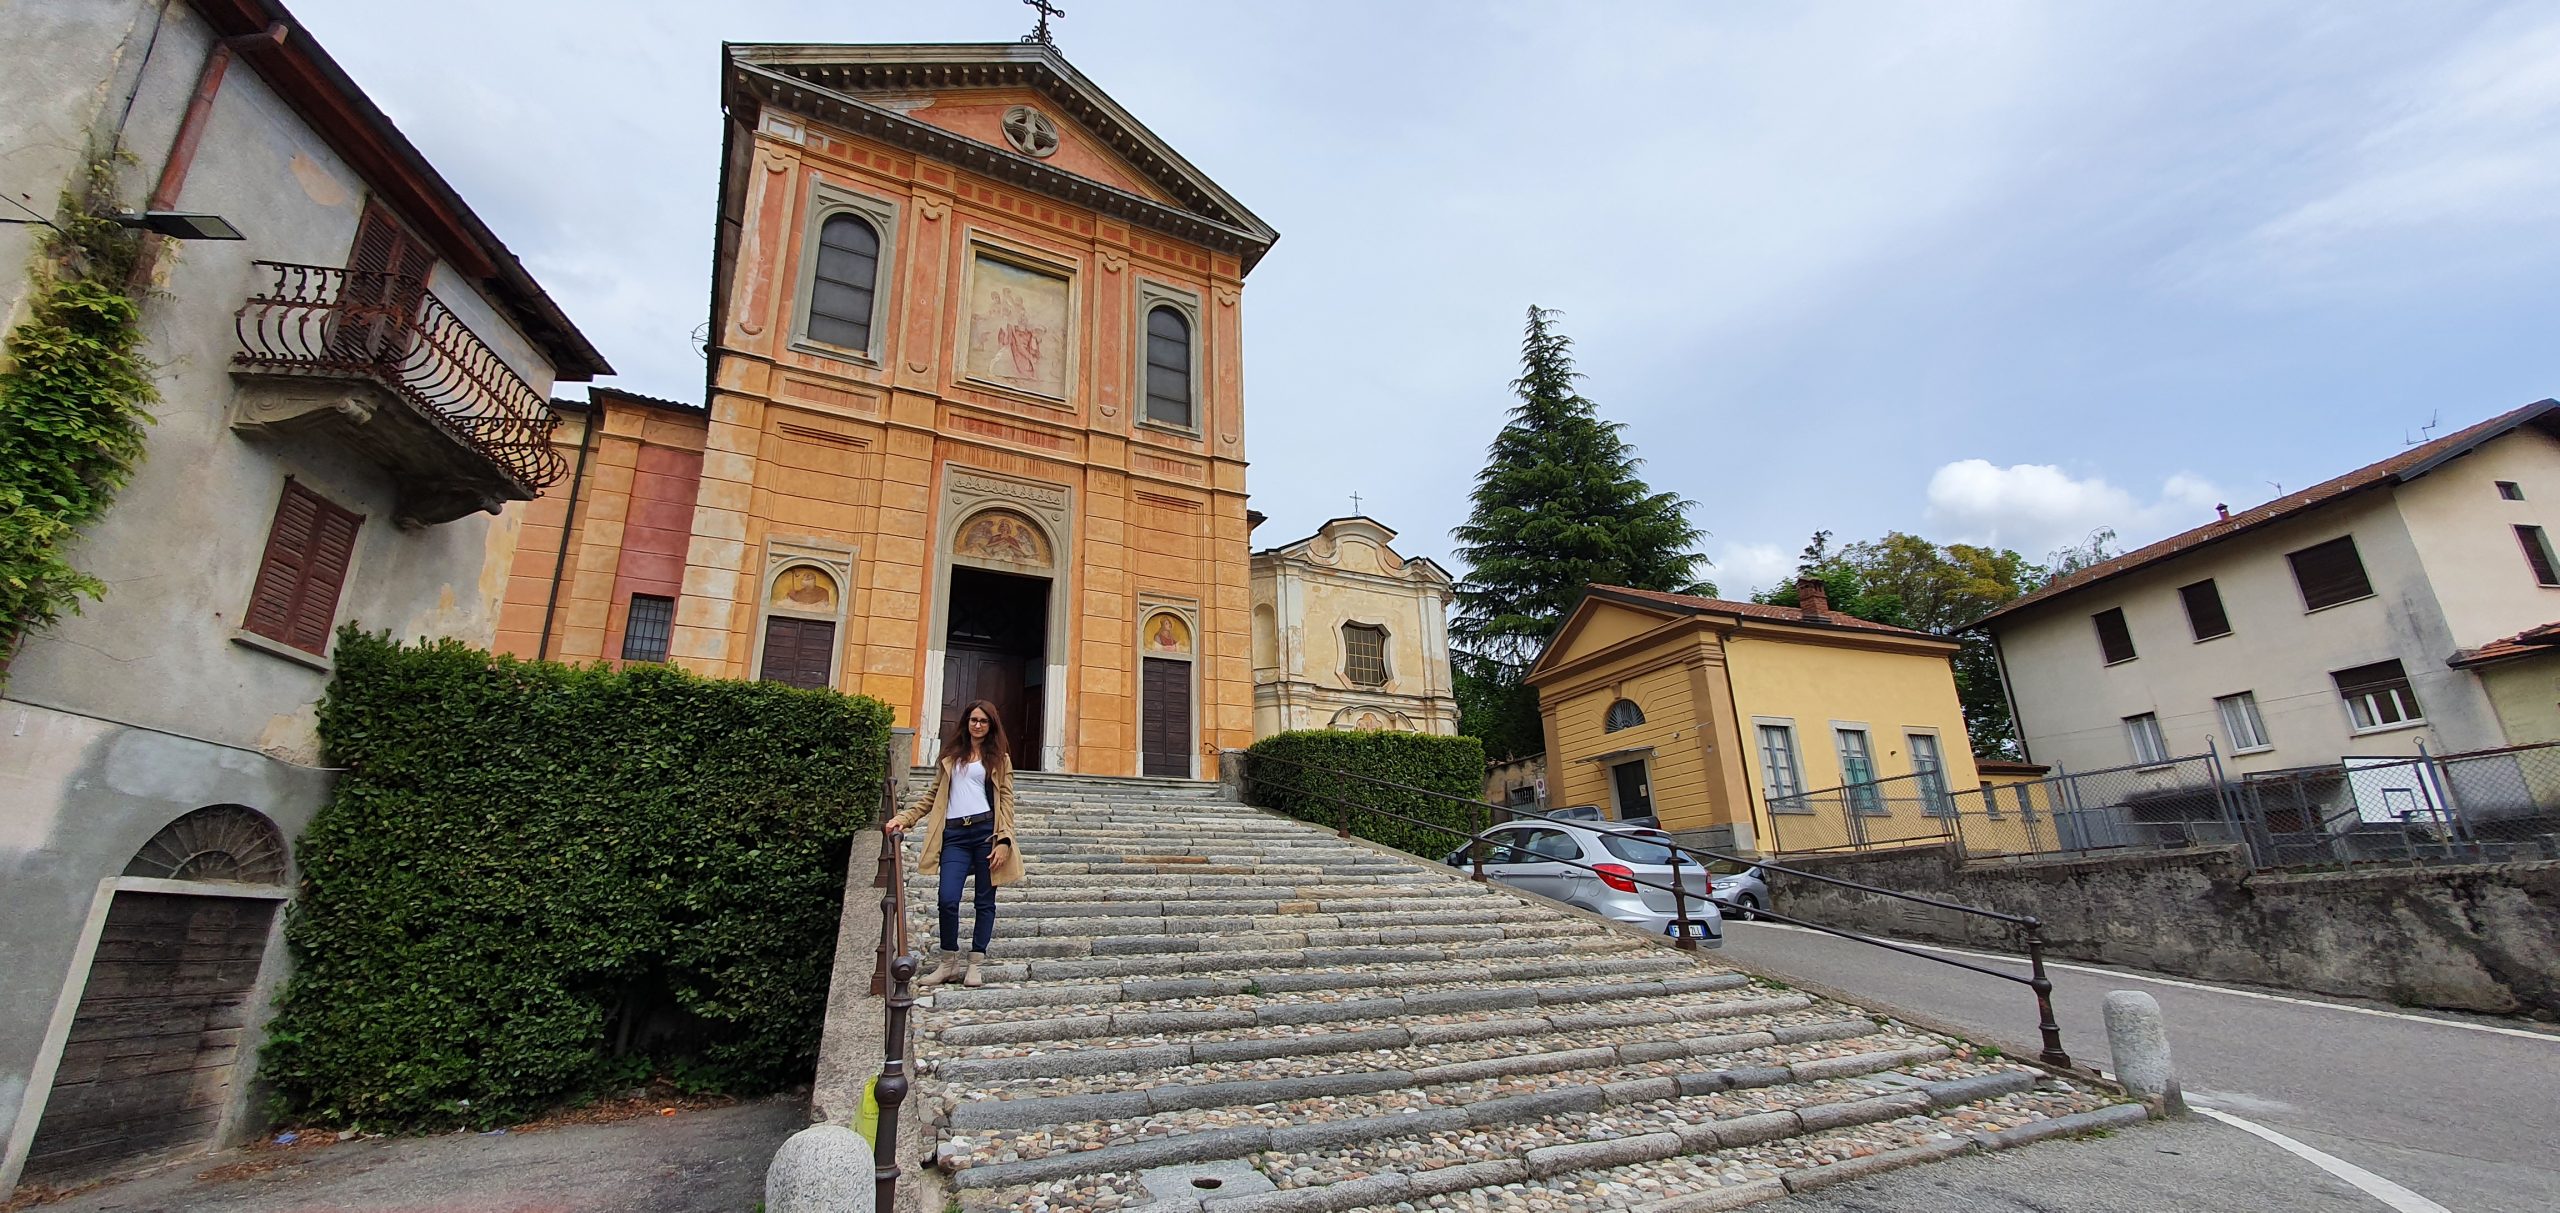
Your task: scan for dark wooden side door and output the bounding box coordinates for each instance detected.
[1142,657,1193,778]
[940,647,1037,770]
[1611,760,1653,820]
[758,617,837,689]
[22,893,276,1185]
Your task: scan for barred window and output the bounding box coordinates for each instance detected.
[1605,699,1645,732]
[622,594,675,663]
[1342,623,1388,686]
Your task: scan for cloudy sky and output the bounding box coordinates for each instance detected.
[294,0,2560,597]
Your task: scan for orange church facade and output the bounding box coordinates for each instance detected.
[497,42,1278,777]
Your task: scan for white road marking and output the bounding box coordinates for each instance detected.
[1741,923,2559,1042]
[2194,1107,2453,1213]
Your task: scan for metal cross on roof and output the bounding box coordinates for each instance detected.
[1022,0,1065,47]
[1350,491,1364,516]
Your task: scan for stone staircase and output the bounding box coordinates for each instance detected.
[892,775,2141,1212]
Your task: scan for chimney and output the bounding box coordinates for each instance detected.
[2215,503,2230,521]
[1796,576,1830,621]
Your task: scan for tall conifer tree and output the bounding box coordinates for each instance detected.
[1453,306,1708,670]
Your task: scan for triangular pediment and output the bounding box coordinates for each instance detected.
[1528,597,1684,684]
[728,42,1278,269]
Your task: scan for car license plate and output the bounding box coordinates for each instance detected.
[1667,922,1718,939]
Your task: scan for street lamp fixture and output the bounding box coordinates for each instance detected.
[111,211,245,241]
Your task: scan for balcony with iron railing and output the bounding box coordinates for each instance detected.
[231,261,568,526]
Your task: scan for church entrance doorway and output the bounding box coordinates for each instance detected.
[941,566,1048,771]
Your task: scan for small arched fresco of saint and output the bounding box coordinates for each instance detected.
[774,565,837,610]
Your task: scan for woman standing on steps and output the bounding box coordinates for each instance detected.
[884,699,1024,988]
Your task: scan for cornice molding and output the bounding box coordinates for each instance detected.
[727,58,1277,273]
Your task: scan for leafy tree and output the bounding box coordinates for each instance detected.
[1756,530,2040,757]
[1450,306,1709,756]
[2042,527,2120,580]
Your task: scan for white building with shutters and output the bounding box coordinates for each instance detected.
[0,1,607,1193]
[1977,400,2560,777]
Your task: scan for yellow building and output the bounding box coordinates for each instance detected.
[500,41,1278,779]
[1526,581,1980,855]
[1249,516,1460,737]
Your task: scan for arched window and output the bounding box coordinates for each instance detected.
[807,213,881,351]
[124,805,288,885]
[1604,699,1645,732]
[1144,305,1192,428]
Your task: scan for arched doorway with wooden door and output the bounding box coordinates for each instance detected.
[6,806,291,1192]
[1137,604,1200,778]
[925,478,1072,771]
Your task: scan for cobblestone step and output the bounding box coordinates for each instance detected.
[935,997,1863,1103]
[882,781,2142,1212]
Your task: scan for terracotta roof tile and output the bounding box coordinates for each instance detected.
[2449,620,2560,669]
[1588,584,1943,640]
[1975,399,2560,628]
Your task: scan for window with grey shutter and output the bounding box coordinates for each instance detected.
[807,214,880,351]
[1143,305,1193,428]
[2178,579,2231,640]
[2092,607,2137,664]
[2287,536,2374,611]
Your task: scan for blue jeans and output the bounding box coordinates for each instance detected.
[937,815,998,954]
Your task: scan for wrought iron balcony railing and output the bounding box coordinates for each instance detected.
[233,261,567,494]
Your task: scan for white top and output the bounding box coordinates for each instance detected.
[946,759,992,820]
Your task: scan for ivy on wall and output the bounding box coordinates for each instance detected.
[260,630,893,1130]
[0,163,158,673]
[1244,729,1488,860]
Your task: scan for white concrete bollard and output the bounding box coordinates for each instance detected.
[2102,989,2186,1116]
[766,1122,875,1213]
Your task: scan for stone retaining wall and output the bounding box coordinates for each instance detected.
[1777,845,2560,1018]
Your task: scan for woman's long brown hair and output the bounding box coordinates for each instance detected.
[943,699,1010,769]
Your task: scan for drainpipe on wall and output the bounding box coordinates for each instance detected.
[124,21,287,290]
[536,403,599,661]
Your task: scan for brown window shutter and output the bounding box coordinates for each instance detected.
[2091,607,2137,664]
[2288,536,2373,610]
[243,480,363,656]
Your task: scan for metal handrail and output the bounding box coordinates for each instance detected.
[867,764,916,1208]
[233,260,568,490]
[1240,751,2072,1067]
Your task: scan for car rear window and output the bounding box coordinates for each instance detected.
[1595,831,1677,864]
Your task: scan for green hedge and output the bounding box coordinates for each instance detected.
[1243,729,1487,859]
[260,630,892,1130]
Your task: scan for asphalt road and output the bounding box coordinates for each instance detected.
[1718,920,2560,1213]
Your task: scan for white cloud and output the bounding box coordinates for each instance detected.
[1924,460,2222,556]
[1708,542,1801,600]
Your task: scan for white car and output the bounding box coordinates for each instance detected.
[1446,820,1722,947]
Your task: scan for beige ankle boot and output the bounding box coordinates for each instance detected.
[964,951,987,988]
[915,950,963,988]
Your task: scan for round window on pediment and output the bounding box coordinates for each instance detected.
[1002,106,1060,158]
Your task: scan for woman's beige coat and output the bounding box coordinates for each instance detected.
[889,750,1024,885]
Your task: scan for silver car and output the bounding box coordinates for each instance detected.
[1707,862,1771,919]
[1446,820,1722,947]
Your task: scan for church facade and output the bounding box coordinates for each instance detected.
[1250,517,1461,737]
[501,42,1277,778]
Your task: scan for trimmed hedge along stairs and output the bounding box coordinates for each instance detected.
[897,773,2142,1212]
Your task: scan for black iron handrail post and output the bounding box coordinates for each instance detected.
[871,763,915,1210]
[1667,847,1697,951]
[2021,919,2070,1068]
[1470,797,1487,883]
